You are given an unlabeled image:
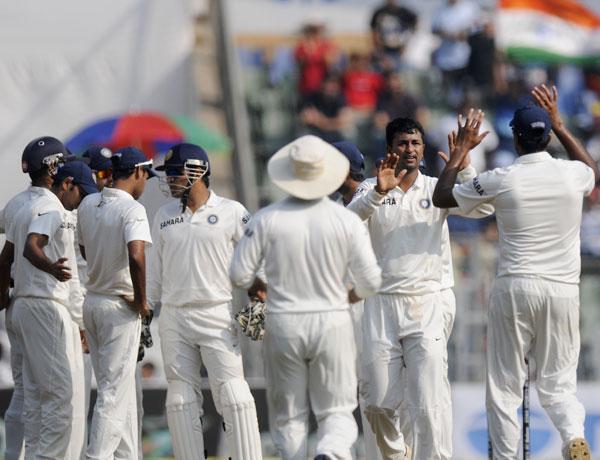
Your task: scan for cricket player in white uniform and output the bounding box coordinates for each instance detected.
[348,116,493,460]
[77,147,154,460]
[433,86,599,460]
[230,135,382,460]
[147,143,262,459]
[332,141,390,460]
[5,153,97,459]
[0,137,66,460]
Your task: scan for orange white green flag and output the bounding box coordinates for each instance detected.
[496,0,600,65]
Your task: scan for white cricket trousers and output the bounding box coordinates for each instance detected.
[159,302,247,460]
[350,300,386,460]
[159,302,245,409]
[264,310,358,460]
[12,297,85,460]
[362,290,455,460]
[5,303,25,460]
[486,276,585,459]
[83,293,141,460]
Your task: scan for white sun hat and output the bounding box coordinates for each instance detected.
[267,135,350,200]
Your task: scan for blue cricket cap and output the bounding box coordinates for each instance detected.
[332,141,364,174]
[22,136,67,173]
[510,105,552,142]
[111,147,156,178]
[156,143,210,175]
[82,146,112,172]
[54,161,99,197]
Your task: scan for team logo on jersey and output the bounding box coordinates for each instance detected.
[160,216,184,229]
[207,214,218,224]
[419,198,431,209]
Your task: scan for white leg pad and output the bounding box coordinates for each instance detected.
[220,378,262,460]
[364,406,408,460]
[166,380,205,460]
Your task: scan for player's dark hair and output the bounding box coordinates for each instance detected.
[386,117,425,148]
[112,168,135,181]
[515,132,551,154]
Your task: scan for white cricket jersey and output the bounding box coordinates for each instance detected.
[1,186,46,231]
[230,196,382,314]
[77,187,152,296]
[6,188,84,328]
[348,168,493,296]
[452,152,595,284]
[148,191,251,308]
[1,186,46,278]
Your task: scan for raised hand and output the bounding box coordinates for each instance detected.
[438,130,471,170]
[375,153,407,194]
[51,257,71,282]
[531,84,562,128]
[454,108,489,154]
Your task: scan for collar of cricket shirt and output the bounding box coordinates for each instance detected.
[204,190,222,207]
[101,186,135,201]
[514,151,551,164]
[394,170,424,192]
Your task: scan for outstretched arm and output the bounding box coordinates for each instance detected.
[433,109,489,208]
[532,84,599,182]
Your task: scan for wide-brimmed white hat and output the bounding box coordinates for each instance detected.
[267,135,350,200]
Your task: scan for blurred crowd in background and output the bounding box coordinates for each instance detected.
[239,0,600,258]
[234,0,600,384]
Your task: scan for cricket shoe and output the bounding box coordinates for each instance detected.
[564,438,591,460]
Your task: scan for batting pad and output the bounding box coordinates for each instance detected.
[220,378,262,460]
[166,380,205,460]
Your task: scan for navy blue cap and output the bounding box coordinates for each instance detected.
[82,146,112,172]
[510,105,552,141]
[332,141,364,174]
[54,161,99,197]
[156,143,210,174]
[111,147,156,178]
[21,136,67,173]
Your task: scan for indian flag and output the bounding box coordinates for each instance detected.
[496,0,600,65]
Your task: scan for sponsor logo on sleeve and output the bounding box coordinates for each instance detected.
[242,213,251,225]
[472,177,485,196]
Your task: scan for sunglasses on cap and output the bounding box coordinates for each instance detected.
[135,159,153,168]
[95,169,112,180]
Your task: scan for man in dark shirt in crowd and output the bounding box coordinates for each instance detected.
[299,74,350,143]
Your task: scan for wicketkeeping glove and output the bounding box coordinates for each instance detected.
[235,297,266,341]
[137,309,154,362]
